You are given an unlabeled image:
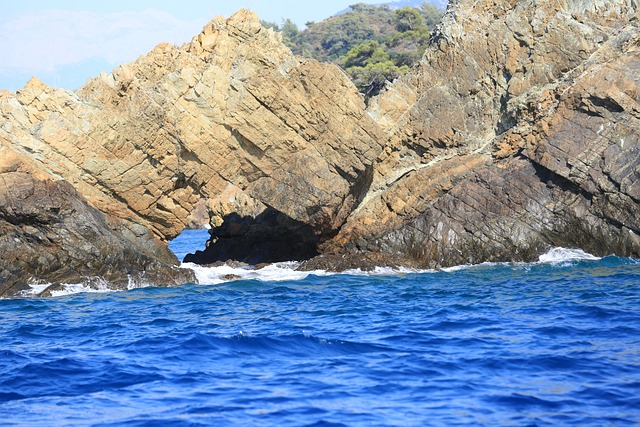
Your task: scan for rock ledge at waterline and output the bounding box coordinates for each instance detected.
[1,1,639,296]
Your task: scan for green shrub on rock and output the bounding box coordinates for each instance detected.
[269,2,445,101]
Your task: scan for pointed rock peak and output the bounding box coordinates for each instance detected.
[199,14,227,35]
[227,8,262,31]
[189,9,266,55]
[226,9,264,42]
[229,8,260,22]
[14,76,53,104]
[197,8,261,32]
[189,15,227,54]
[24,76,49,91]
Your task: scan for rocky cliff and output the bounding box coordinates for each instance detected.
[0,10,384,295]
[0,146,195,296]
[1,1,639,295]
[322,0,640,267]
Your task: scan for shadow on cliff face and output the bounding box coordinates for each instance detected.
[183,209,321,265]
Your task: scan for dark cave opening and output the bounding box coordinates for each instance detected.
[182,208,321,265]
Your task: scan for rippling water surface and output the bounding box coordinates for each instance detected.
[1,236,639,426]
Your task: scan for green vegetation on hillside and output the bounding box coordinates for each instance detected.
[261,2,444,101]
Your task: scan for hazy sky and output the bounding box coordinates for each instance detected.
[0,1,383,91]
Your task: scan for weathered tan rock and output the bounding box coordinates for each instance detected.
[326,0,640,267]
[0,9,387,288]
[0,9,384,244]
[1,1,639,287]
[0,145,196,297]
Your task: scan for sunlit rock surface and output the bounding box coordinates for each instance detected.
[1,2,639,294]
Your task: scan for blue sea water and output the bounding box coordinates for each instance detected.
[1,230,639,426]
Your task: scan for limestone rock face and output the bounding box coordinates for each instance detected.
[328,0,640,266]
[0,10,383,244]
[1,1,639,287]
[0,10,384,282]
[0,146,195,297]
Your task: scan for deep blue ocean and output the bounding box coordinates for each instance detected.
[1,229,639,426]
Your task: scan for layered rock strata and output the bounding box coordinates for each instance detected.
[0,146,195,297]
[1,1,639,294]
[0,10,384,294]
[325,0,640,267]
[1,11,383,242]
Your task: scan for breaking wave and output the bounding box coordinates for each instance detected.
[2,247,639,426]
[538,247,602,263]
[15,245,617,298]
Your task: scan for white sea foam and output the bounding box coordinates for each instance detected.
[45,283,117,298]
[18,276,138,298]
[438,247,601,273]
[440,261,503,272]
[538,247,601,263]
[20,282,117,298]
[341,265,433,276]
[181,261,331,285]
[13,247,606,298]
[21,282,51,297]
[181,262,431,285]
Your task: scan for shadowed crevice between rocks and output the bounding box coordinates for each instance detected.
[183,208,321,265]
[527,154,593,201]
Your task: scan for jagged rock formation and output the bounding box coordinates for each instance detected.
[1,10,383,241]
[0,146,195,297]
[0,10,384,294]
[327,0,640,266]
[1,1,639,295]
